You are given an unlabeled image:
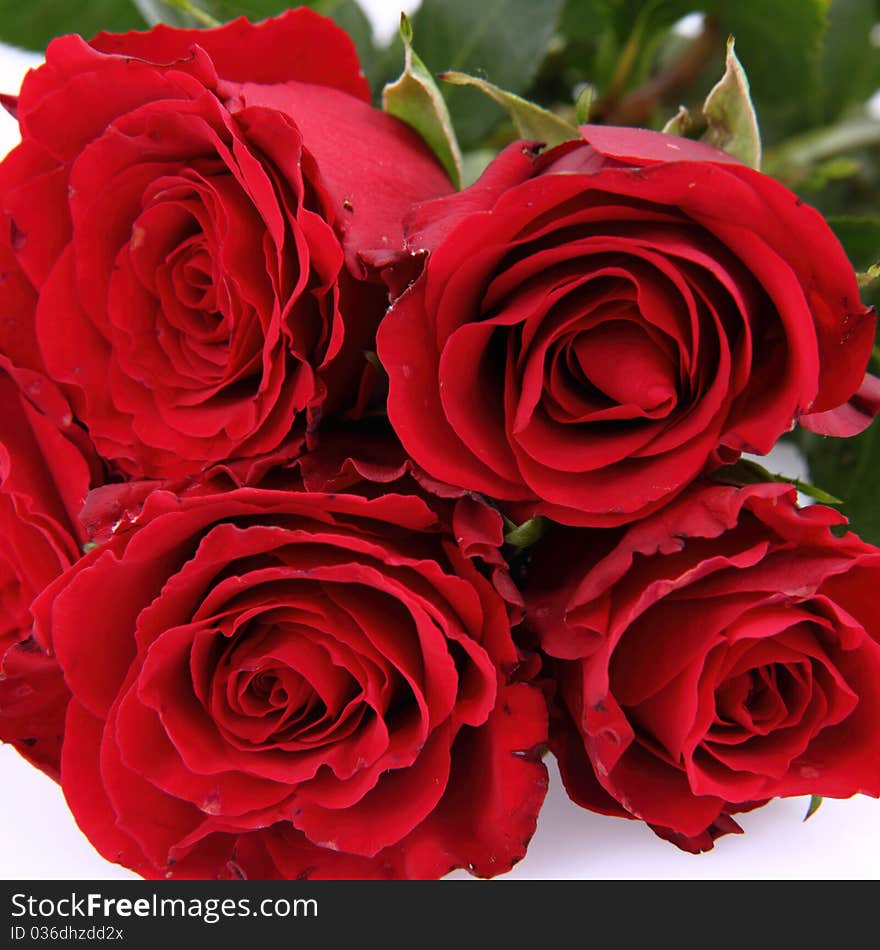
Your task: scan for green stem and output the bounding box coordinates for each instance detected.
[165,0,221,27]
[715,458,843,505]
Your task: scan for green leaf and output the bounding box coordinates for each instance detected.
[556,1,829,144]
[556,0,623,97]
[804,795,823,821]
[216,0,317,15]
[800,421,880,544]
[714,0,829,143]
[818,0,880,123]
[409,0,566,149]
[0,0,146,49]
[382,14,462,188]
[440,72,578,148]
[503,516,547,549]
[556,0,701,112]
[712,457,843,506]
[763,116,880,187]
[564,1,698,52]
[559,0,614,42]
[701,36,762,169]
[827,216,880,272]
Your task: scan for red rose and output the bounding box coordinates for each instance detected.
[36,485,547,879]
[378,126,876,526]
[525,482,880,851]
[0,360,100,778]
[0,10,450,479]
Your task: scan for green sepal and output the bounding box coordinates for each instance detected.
[661,105,691,136]
[701,37,762,168]
[503,516,547,549]
[382,14,463,188]
[440,72,578,149]
[712,458,843,506]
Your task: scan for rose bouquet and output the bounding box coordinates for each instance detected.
[1,1,879,880]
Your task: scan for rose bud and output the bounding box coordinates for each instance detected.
[0,10,451,479]
[35,485,548,879]
[378,126,877,526]
[525,481,880,851]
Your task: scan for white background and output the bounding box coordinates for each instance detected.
[0,1,878,881]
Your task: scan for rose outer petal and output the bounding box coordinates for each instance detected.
[91,9,371,101]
